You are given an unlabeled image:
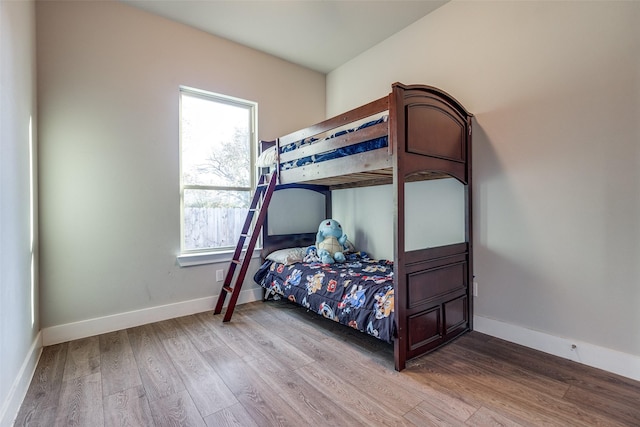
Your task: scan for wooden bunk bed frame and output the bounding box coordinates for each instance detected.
[259,83,473,371]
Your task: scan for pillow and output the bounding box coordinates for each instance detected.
[343,238,356,254]
[256,146,277,167]
[266,247,307,265]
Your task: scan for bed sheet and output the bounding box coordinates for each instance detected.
[253,253,395,343]
[256,116,388,170]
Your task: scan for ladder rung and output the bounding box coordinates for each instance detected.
[231,260,241,265]
[223,285,234,293]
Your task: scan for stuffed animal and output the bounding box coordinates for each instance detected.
[316,219,348,264]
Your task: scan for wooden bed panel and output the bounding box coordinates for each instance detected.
[405,291,469,359]
[407,307,442,351]
[444,295,469,336]
[404,297,470,357]
[400,87,471,184]
[405,100,467,163]
[397,242,471,367]
[406,261,467,309]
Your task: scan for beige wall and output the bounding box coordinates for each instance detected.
[37,1,325,329]
[0,0,39,423]
[329,1,640,361]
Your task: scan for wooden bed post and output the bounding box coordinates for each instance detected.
[390,84,407,371]
[466,116,474,330]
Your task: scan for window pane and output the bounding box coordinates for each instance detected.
[183,189,250,250]
[181,94,250,187]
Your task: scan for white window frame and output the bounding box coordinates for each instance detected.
[177,86,259,267]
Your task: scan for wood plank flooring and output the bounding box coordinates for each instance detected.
[15,300,640,426]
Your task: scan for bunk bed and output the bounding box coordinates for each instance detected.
[253,83,473,371]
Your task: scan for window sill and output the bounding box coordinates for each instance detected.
[177,248,261,267]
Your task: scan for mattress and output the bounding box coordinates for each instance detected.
[256,116,388,170]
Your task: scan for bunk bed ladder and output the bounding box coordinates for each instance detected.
[213,171,278,322]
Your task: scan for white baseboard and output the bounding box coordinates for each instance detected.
[474,315,640,382]
[0,332,42,427]
[42,288,263,346]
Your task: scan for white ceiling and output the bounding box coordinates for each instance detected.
[121,0,447,73]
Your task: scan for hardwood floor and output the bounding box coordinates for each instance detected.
[15,300,640,426]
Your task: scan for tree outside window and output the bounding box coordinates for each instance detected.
[180,88,256,252]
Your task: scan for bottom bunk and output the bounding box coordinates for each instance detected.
[253,241,471,370]
[254,251,395,343]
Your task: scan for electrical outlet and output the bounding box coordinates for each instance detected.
[216,269,224,282]
[473,281,478,297]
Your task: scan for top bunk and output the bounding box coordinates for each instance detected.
[258,83,474,190]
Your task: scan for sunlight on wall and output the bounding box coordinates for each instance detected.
[29,116,34,326]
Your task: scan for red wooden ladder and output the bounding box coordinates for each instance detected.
[213,171,278,322]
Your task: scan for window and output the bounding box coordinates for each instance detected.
[179,87,256,254]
